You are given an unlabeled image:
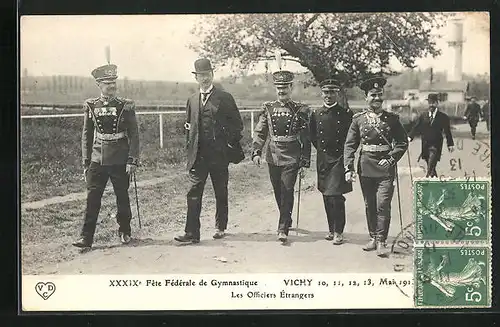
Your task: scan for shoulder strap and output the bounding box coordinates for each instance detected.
[264,102,275,138]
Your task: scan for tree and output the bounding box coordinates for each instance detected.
[190,13,448,107]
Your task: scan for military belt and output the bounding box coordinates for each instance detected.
[271,135,299,142]
[96,131,127,141]
[361,144,391,152]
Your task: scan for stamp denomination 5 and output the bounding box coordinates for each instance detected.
[414,246,490,307]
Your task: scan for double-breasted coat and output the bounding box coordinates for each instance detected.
[310,104,353,196]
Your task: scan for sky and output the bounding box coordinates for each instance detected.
[20,12,490,82]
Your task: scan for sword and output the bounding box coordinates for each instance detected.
[296,168,303,235]
[133,171,142,229]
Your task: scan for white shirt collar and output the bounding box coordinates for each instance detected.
[429,109,438,118]
[324,102,338,108]
[200,84,214,94]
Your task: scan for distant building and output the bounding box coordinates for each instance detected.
[418,80,469,103]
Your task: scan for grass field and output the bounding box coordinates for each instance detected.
[20,113,254,202]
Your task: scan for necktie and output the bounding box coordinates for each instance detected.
[202,92,210,103]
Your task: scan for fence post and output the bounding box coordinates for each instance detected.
[250,111,254,138]
[159,113,164,149]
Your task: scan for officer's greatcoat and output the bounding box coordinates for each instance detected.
[310,104,353,196]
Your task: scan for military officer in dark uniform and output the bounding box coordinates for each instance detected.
[310,79,353,245]
[463,96,482,139]
[252,70,311,243]
[73,63,140,248]
[407,93,454,177]
[344,76,408,257]
[174,58,244,243]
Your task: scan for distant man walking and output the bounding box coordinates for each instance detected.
[73,62,140,249]
[252,70,311,243]
[344,76,408,257]
[481,99,490,132]
[175,58,244,244]
[463,96,482,139]
[309,79,353,245]
[407,93,454,177]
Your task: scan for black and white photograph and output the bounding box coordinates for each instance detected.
[19,12,491,311]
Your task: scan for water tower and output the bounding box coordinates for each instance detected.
[447,18,465,82]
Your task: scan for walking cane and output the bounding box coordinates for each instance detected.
[394,165,404,236]
[133,172,142,229]
[296,168,303,235]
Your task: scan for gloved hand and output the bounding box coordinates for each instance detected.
[345,171,356,183]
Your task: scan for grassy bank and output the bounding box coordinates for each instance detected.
[21,113,254,202]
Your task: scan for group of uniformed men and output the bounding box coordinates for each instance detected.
[72,57,468,258]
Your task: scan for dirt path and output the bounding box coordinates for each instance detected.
[23,128,490,276]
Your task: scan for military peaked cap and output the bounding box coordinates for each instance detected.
[272,70,294,85]
[92,64,118,82]
[359,76,387,94]
[320,79,341,91]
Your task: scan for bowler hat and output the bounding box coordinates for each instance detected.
[426,93,439,102]
[192,58,214,74]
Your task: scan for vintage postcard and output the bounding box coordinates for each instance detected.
[19,12,491,311]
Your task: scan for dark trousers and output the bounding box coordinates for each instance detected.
[268,163,299,235]
[425,146,439,177]
[81,162,132,242]
[185,153,229,237]
[359,176,395,243]
[323,195,346,234]
[469,120,478,137]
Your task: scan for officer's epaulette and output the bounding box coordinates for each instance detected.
[83,97,99,109]
[116,97,135,110]
[352,110,367,118]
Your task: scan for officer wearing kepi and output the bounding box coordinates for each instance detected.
[309,79,353,245]
[72,60,140,249]
[252,70,311,243]
[344,76,408,257]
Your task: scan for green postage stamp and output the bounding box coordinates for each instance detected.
[415,246,491,307]
[414,178,490,243]
[413,178,491,308]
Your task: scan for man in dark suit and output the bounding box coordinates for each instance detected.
[310,79,353,245]
[73,62,140,249]
[407,93,454,177]
[175,58,244,244]
[463,96,482,139]
[481,100,490,132]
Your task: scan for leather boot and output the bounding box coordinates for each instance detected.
[377,240,388,257]
[362,238,376,251]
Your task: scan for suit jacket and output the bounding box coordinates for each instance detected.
[82,96,140,166]
[464,103,482,123]
[185,87,244,171]
[408,110,454,162]
[310,104,353,195]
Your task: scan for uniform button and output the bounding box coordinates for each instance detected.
[337,121,340,123]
